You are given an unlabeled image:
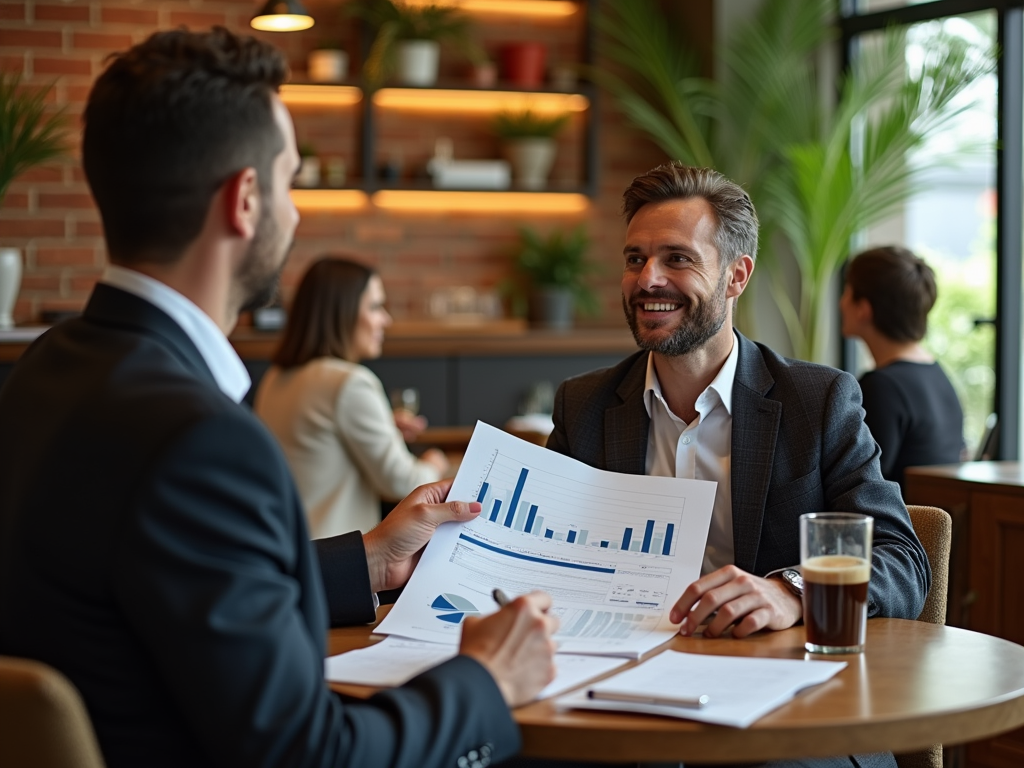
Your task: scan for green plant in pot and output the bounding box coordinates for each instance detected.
[0,70,68,329]
[513,225,598,330]
[349,0,484,89]
[494,109,570,190]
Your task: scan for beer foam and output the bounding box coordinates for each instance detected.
[802,555,871,584]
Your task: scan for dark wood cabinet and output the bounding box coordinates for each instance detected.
[905,463,1024,768]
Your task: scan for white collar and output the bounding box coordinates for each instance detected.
[100,265,251,403]
[643,331,740,421]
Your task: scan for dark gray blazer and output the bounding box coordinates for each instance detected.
[0,285,518,768]
[547,333,930,620]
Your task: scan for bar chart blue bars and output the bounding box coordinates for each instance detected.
[473,451,683,558]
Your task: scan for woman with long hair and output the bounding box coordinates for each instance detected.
[255,257,447,537]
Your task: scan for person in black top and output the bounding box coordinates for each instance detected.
[840,246,965,492]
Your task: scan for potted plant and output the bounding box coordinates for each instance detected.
[596,0,993,362]
[0,70,67,329]
[349,0,484,89]
[513,225,598,330]
[493,109,570,190]
[307,40,349,83]
[294,142,320,188]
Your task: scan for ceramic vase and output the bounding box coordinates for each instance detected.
[307,49,348,83]
[0,248,22,330]
[503,138,557,190]
[529,286,573,330]
[397,40,440,87]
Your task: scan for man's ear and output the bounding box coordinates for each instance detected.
[224,167,260,239]
[726,254,755,299]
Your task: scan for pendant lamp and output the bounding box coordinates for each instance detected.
[251,0,314,32]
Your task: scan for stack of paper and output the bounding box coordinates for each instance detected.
[556,651,847,727]
[325,637,628,701]
[326,422,718,699]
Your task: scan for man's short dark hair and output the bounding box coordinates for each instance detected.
[845,245,937,342]
[82,27,288,265]
[621,163,759,264]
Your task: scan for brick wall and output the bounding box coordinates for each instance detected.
[0,0,667,325]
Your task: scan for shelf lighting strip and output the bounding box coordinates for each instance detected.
[373,88,588,114]
[290,189,368,210]
[372,190,589,213]
[401,0,578,16]
[280,84,362,107]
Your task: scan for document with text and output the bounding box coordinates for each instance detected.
[325,636,629,699]
[376,422,717,658]
[556,651,847,727]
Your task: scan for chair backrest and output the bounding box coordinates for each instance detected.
[906,504,952,626]
[895,505,953,768]
[0,656,106,768]
[975,412,999,461]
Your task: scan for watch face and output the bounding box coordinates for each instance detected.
[783,569,804,593]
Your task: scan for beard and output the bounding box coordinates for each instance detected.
[238,203,291,313]
[622,272,729,357]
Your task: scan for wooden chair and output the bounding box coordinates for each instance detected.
[894,504,953,768]
[0,656,106,768]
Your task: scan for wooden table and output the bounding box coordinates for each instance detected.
[328,612,1024,764]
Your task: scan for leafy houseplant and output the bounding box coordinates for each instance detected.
[596,0,993,362]
[0,71,67,209]
[494,109,571,190]
[0,70,68,329]
[513,225,598,330]
[349,0,483,89]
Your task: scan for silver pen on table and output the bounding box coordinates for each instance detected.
[586,690,710,709]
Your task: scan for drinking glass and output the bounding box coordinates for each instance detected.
[800,513,873,654]
[389,387,420,416]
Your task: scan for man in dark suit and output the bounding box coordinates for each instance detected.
[0,28,558,768]
[547,163,929,768]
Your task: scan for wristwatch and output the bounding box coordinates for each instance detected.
[767,567,804,597]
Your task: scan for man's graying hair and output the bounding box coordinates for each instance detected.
[622,163,759,264]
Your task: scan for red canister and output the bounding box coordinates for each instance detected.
[500,42,547,88]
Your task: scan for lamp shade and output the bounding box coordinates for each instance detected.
[251,0,314,32]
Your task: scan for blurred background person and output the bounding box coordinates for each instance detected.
[841,245,965,493]
[255,257,447,537]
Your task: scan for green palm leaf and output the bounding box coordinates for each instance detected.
[0,71,68,209]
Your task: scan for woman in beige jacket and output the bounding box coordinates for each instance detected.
[254,257,447,538]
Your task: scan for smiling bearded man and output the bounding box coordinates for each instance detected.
[545,162,930,768]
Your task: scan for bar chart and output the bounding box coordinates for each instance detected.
[473,450,684,557]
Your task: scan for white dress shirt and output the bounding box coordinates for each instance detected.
[644,332,740,575]
[100,265,251,403]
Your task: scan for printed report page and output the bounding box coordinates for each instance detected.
[377,422,717,658]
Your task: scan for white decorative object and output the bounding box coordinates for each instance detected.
[503,137,557,190]
[308,49,348,83]
[0,248,22,330]
[397,40,440,86]
[294,156,321,188]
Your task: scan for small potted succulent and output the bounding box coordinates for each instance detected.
[0,71,68,329]
[493,109,570,190]
[349,0,484,89]
[513,225,598,330]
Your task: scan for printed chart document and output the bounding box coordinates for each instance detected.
[325,637,629,699]
[377,422,717,657]
[557,651,847,728]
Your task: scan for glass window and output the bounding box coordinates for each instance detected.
[856,11,997,456]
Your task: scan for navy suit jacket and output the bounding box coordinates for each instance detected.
[0,284,518,768]
[546,334,930,620]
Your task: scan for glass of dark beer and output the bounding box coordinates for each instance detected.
[800,513,873,654]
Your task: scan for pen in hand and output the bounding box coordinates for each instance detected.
[492,588,510,607]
